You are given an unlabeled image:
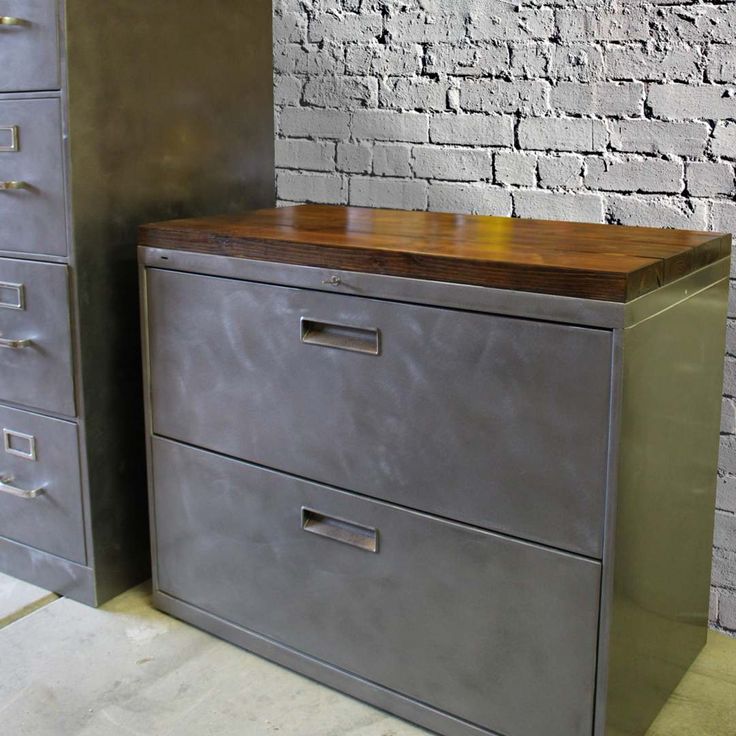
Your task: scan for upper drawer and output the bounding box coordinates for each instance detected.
[153,437,601,736]
[0,98,67,257]
[0,257,75,416]
[0,1,60,92]
[147,269,613,557]
[0,403,85,563]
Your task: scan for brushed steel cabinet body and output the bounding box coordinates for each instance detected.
[141,246,728,736]
[0,0,275,605]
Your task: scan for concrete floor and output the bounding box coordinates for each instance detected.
[0,575,734,736]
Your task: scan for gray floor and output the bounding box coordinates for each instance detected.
[0,574,734,736]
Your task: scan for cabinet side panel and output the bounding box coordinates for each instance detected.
[606,277,728,736]
[63,0,275,602]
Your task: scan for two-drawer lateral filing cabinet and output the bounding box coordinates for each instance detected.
[140,205,729,736]
[0,0,274,606]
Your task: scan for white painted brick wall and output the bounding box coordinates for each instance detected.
[273,0,736,635]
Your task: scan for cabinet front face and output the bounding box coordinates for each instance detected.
[0,1,60,93]
[0,258,75,416]
[0,404,85,563]
[0,98,67,257]
[152,437,601,736]
[147,268,613,557]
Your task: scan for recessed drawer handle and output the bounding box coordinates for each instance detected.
[302,507,378,553]
[301,318,380,355]
[0,475,44,500]
[0,16,26,26]
[0,334,31,349]
[0,126,19,153]
[0,180,29,191]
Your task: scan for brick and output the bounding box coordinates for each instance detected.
[610,121,710,157]
[605,44,700,83]
[345,43,422,76]
[413,146,493,181]
[648,84,736,121]
[309,12,383,43]
[730,282,736,319]
[550,82,644,117]
[379,77,447,112]
[430,114,514,147]
[386,11,466,43]
[721,592,736,631]
[712,123,736,159]
[275,139,336,171]
[708,44,736,84]
[655,5,736,44]
[557,8,650,42]
[714,511,736,552]
[723,398,736,435]
[352,110,429,142]
[274,75,303,106]
[509,43,550,78]
[711,588,719,627]
[719,473,736,515]
[460,80,549,115]
[549,44,605,82]
[373,143,412,177]
[538,155,584,189]
[279,107,350,139]
[469,7,555,41]
[586,157,683,194]
[349,176,428,210]
[428,183,513,216]
[274,12,307,43]
[425,42,509,77]
[687,162,735,197]
[274,42,345,75]
[276,171,346,204]
[725,358,736,399]
[712,202,736,234]
[336,142,372,174]
[712,548,736,589]
[721,435,736,475]
[513,191,604,223]
[303,76,378,109]
[495,152,537,187]
[518,118,608,153]
[607,195,708,229]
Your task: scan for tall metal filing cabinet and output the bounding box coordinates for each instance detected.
[140,206,730,736]
[0,1,274,606]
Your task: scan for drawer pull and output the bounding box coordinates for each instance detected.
[302,507,378,553]
[301,318,380,356]
[0,180,28,191]
[0,16,26,26]
[0,475,44,500]
[0,281,24,310]
[0,126,19,153]
[0,334,31,349]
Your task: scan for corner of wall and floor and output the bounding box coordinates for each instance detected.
[271,0,736,635]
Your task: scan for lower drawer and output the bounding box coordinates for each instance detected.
[152,437,601,736]
[0,404,85,564]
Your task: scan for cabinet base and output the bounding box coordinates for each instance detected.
[153,589,500,736]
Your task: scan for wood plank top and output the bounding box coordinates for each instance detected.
[138,205,731,302]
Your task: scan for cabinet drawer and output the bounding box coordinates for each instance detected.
[153,437,600,736]
[0,404,85,563]
[0,1,60,92]
[147,269,612,557]
[0,98,67,257]
[0,257,75,416]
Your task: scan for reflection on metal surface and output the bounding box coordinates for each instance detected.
[0,16,25,26]
[0,180,28,191]
[0,333,30,349]
[0,475,44,499]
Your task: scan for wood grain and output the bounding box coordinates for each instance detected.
[139,205,732,302]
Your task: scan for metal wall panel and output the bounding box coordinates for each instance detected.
[147,268,612,557]
[153,436,601,736]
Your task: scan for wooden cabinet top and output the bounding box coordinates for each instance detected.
[139,205,731,302]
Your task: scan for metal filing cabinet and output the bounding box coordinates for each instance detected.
[140,206,730,736]
[0,0,274,606]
